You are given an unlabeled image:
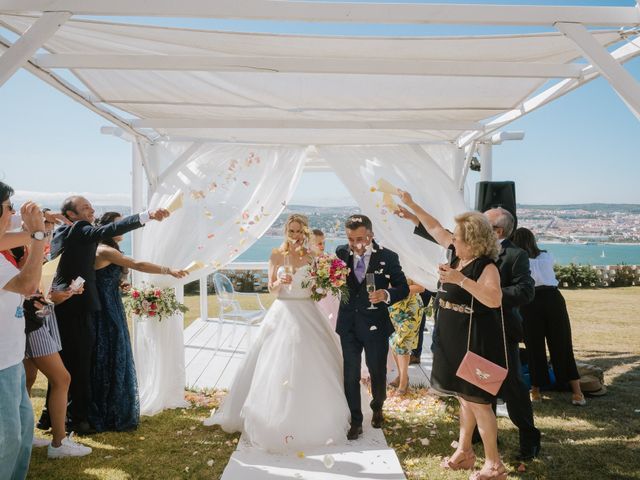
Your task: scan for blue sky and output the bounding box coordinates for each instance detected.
[1,0,639,206]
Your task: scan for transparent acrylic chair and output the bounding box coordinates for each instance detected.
[212,272,266,349]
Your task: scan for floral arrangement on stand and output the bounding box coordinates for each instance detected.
[124,284,189,320]
[302,253,350,302]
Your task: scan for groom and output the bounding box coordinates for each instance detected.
[336,214,409,440]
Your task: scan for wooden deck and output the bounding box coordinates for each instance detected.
[184,317,434,391]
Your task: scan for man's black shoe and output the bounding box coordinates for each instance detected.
[347,424,363,440]
[71,421,97,436]
[36,410,51,431]
[516,443,541,462]
[371,410,384,429]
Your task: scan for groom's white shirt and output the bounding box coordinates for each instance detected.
[353,243,373,273]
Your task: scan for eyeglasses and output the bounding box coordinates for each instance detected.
[0,202,14,214]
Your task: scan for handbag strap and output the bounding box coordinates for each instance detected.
[465,297,509,371]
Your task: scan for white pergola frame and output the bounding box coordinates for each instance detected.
[2,1,640,321]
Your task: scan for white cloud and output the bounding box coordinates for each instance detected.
[13,190,131,206]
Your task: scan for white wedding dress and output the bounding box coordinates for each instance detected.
[209,265,350,452]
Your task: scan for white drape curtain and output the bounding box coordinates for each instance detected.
[139,144,308,286]
[134,144,306,415]
[134,313,188,416]
[321,144,468,291]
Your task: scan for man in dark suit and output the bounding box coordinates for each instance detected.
[336,214,409,440]
[46,196,170,434]
[484,207,540,461]
[399,205,540,460]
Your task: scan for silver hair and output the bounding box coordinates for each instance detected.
[491,207,515,238]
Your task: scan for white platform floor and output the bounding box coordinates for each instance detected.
[184,317,434,391]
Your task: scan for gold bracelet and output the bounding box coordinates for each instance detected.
[161,266,169,274]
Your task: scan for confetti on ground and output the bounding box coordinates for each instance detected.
[296,451,305,459]
[207,459,214,467]
[323,454,335,469]
[370,326,378,330]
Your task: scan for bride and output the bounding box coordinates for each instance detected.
[208,214,350,452]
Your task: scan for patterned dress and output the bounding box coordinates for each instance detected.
[388,294,425,355]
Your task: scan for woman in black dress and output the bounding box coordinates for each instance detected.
[397,193,507,480]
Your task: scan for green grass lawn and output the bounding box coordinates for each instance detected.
[27,288,640,479]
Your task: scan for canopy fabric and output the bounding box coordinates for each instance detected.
[139,144,307,287]
[0,14,627,144]
[322,144,467,291]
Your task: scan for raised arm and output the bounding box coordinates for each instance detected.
[395,190,453,248]
[74,208,171,243]
[96,245,187,278]
[3,203,46,295]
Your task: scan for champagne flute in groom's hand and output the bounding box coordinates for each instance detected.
[366,273,378,310]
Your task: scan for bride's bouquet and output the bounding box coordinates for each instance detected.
[302,253,350,302]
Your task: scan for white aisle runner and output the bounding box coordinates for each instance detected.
[220,411,406,480]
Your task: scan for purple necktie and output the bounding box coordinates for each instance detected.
[355,255,366,283]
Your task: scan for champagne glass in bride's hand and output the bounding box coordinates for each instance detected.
[366,273,378,310]
[437,248,454,293]
[282,256,294,291]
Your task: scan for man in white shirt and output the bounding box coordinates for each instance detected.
[0,181,46,480]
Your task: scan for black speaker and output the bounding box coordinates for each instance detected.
[475,181,517,219]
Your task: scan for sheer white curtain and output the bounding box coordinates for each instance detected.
[134,143,306,415]
[320,144,468,291]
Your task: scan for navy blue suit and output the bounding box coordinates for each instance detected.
[49,214,145,425]
[336,240,409,426]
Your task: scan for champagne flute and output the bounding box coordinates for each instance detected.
[437,248,454,293]
[366,273,378,310]
[283,255,294,291]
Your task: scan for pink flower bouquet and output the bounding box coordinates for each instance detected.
[125,285,188,320]
[302,254,350,302]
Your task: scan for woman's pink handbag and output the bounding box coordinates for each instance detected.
[455,299,509,396]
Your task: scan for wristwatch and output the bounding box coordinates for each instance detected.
[30,231,47,241]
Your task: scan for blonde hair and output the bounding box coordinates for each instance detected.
[279,213,311,255]
[454,211,499,260]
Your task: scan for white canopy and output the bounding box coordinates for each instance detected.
[1,13,636,147]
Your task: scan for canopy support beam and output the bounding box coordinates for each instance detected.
[557,22,640,121]
[157,141,205,186]
[0,33,156,143]
[456,35,640,148]
[33,54,584,79]
[2,2,639,26]
[0,11,70,88]
[131,118,483,131]
[457,141,477,192]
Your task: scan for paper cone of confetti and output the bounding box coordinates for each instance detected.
[40,256,60,295]
[184,261,205,273]
[382,193,398,211]
[164,190,184,213]
[376,178,400,195]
